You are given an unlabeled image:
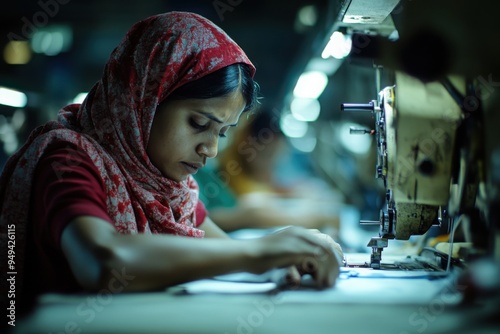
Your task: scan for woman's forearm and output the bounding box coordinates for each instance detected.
[61,216,259,292]
[61,215,341,292]
[105,232,258,291]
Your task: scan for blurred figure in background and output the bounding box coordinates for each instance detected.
[195,108,343,237]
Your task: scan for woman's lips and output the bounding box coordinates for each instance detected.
[181,162,203,174]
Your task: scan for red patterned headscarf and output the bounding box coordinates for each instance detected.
[0,11,255,284]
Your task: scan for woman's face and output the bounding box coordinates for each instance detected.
[147,90,246,182]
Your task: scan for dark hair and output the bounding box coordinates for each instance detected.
[248,108,283,137]
[167,63,260,112]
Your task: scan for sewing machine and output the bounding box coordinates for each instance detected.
[342,72,467,268]
[338,0,500,272]
[334,0,500,269]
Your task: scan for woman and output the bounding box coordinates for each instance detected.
[0,12,341,313]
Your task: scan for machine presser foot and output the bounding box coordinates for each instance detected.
[367,237,388,269]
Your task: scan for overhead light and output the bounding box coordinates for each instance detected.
[72,92,88,104]
[0,87,27,108]
[306,57,343,77]
[297,5,317,27]
[31,25,72,56]
[289,126,317,153]
[280,113,308,138]
[322,31,352,59]
[3,41,32,65]
[290,136,317,153]
[293,71,328,99]
[294,5,318,33]
[0,115,19,154]
[290,97,321,122]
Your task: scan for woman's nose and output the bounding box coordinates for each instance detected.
[197,136,218,158]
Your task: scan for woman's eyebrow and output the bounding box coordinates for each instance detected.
[195,111,238,126]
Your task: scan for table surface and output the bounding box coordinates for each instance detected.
[10,255,500,334]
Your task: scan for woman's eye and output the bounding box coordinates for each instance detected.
[190,117,229,138]
[190,119,208,130]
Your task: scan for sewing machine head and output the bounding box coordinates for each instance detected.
[342,72,475,268]
[330,0,500,275]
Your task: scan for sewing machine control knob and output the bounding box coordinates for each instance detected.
[360,220,380,225]
[349,128,373,135]
[340,101,375,112]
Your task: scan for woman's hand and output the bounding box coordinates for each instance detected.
[250,226,342,289]
[307,228,344,266]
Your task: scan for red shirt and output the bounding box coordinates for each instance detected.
[28,144,207,294]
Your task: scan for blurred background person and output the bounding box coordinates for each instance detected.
[195,107,343,238]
